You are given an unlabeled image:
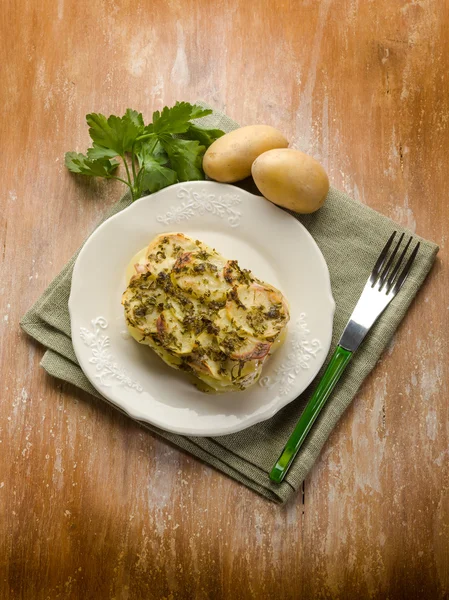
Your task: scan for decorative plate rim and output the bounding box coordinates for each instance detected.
[68,181,335,436]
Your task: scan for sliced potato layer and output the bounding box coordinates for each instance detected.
[122,233,290,393]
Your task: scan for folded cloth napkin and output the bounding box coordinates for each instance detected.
[21,106,439,503]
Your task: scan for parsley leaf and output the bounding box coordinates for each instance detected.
[189,105,214,120]
[140,157,178,194]
[125,108,145,130]
[86,145,119,160]
[186,123,225,147]
[135,138,167,168]
[65,152,119,177]
[66,102,223,201]
[153,102,212,135]
[86,109,144,155]
[161,138,206,181]
[136,139,177,193]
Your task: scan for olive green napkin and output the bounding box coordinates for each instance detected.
[21,106,439,503]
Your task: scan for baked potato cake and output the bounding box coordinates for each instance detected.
[122,233,289,393]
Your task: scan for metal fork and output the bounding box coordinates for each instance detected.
[270,232,420,484]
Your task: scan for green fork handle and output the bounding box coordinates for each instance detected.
[270,345,353,484]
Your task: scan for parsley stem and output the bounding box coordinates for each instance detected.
[132,135,158,198]
[130,141,138,186]
[135,166,144,192]
[121,156,135,201]
[135,133,156,143]
[110,175,133,189]
[146,137,159,154]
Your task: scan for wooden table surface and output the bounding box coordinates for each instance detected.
[1,1,448,598]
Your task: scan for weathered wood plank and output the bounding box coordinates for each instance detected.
[1,0,447,598]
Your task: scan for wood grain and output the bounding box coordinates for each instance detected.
[1,0,448,598]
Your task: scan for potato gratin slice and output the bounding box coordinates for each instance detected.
[122,233,289,393]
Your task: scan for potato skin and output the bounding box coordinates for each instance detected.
[251,148,329,213]
[203,125,288,183]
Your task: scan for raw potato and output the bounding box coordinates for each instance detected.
[203,125,288,183]
[251,148,330,213]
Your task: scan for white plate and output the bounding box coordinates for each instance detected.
[69,181,335,436]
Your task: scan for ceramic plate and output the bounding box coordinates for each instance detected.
[69,181,335,436]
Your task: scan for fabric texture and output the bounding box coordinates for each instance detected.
[21,106,439,503]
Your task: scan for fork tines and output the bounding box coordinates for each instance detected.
[370,231,420,294]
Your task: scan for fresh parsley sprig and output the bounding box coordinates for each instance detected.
[65,102,224,201]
